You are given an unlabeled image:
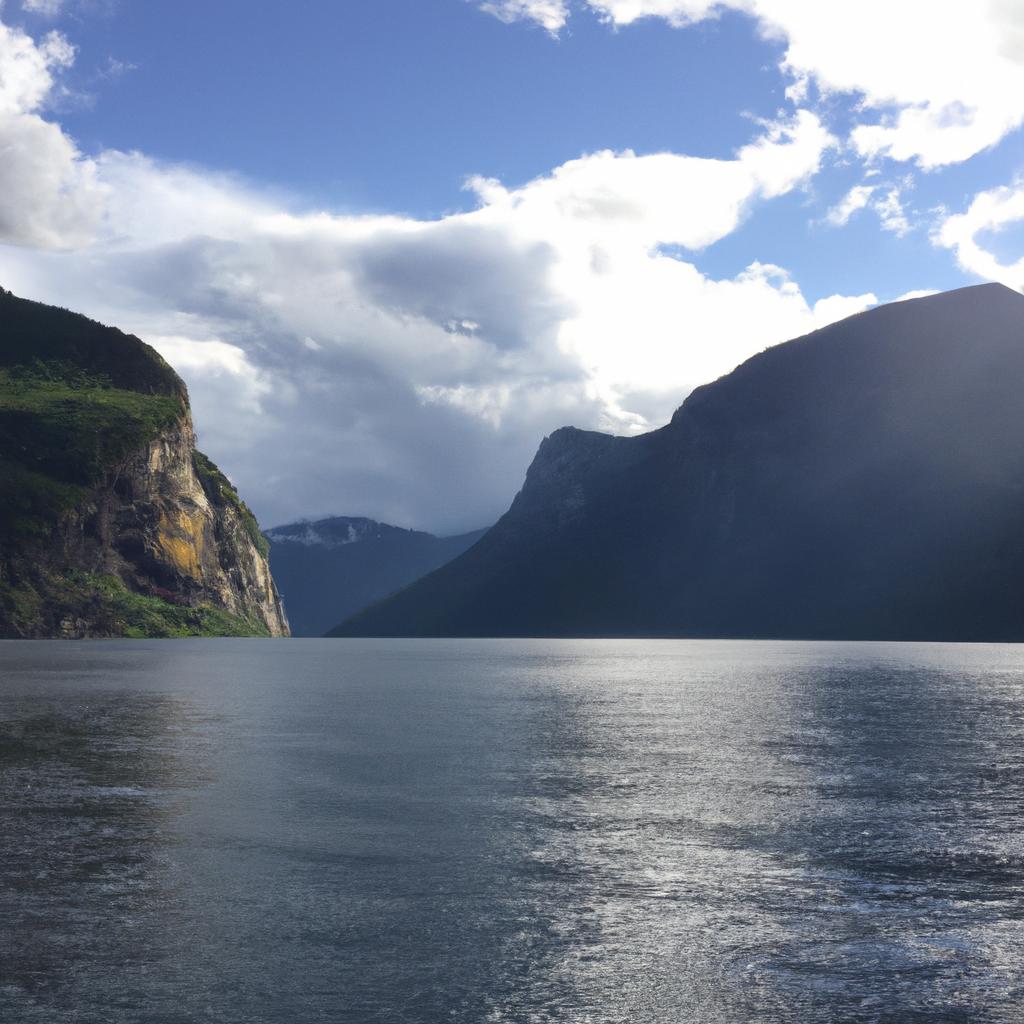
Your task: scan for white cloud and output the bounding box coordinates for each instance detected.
[811,289,877,329]
[469,109,833,250]
[997,0,1024,63]
[874,187,910,236]
[22,0,65,18]
[586,0,722,26]
[98,57,138,80]
[0,18,73,115]
[0,14,878,532]
[476,0,569,33]
[825,185,874,227]
[824,182,911,236]
[0,19,102,247]
[484,0,1024,169]
[146,335,272,404]
[0,112,104,247]
[936,181,1024,291]
[757,0,1024,167]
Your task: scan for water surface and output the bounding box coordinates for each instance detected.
[1,639,1023,1022]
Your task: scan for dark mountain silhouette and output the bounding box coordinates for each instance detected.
[266,517,487,636]
[332,283,1024,640]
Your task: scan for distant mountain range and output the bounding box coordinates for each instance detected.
[266,517,487,636]
[333,283,1024,641]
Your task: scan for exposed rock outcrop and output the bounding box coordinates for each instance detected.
[0,288,288,638]
[50,413,288,637]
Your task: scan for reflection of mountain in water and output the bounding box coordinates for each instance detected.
[0,688,211,1016]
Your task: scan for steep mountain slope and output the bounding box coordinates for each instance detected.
[334,284,1024,640]
[0,288,289,638]
[267,517,486,636]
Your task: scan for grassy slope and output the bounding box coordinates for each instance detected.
[0,365,184,541]
[0,571,269,638]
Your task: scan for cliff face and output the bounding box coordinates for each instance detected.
[335,283,1024,640]
[46,413,289,638]
[0,288,288,638]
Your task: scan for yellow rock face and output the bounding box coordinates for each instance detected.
[156,507,206,581]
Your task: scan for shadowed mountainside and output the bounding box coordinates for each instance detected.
[333,284,1024,640]
[267,517,486,637]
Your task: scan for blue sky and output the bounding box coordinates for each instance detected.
[51,2,781,213]
[0,0,1023,531]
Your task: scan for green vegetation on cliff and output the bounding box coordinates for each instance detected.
[0,287,284,638]
[0,364,184,540]
[0,571,270,639]
[0,290,188,545]
[192,450,270,558]
[0,288,184,398]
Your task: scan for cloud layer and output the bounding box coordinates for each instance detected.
[1,4,1016,535]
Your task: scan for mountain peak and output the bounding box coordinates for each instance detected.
[265,515,430,550]
[335,284,1024,639]
[267,514,486,636]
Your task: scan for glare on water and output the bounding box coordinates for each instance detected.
[1,639,1023,1023]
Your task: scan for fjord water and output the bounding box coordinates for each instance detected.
[2,641,1023,1023]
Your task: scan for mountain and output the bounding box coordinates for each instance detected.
[0,288,289,638]
[266,517,486,636]
[333,283,1024,641]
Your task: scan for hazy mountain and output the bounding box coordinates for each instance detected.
[333,283,1024,640]
[267,517,487,636]
[0,288,288,638]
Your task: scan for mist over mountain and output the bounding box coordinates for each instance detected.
[267,517,486,637]
[334,284,1024,641]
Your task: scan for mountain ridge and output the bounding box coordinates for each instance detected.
[268,514,487,636]
[333,283,1024,640]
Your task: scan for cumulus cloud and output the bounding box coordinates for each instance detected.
[0,16,73,114]
[469,109,832,248]
[0,13,878,532]
[756,0,1024,167]
[0,113,105,247]
[477,0,569,33]
[482,0,1024,169]
[0,18,103,246]
[936,181,1024,291]
[809,288,877,329]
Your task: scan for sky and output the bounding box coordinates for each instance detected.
[0,0,1022,534]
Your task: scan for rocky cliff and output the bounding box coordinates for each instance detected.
[0,288,289,638]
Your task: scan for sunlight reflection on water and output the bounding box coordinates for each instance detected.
[1,639,1023,1022]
